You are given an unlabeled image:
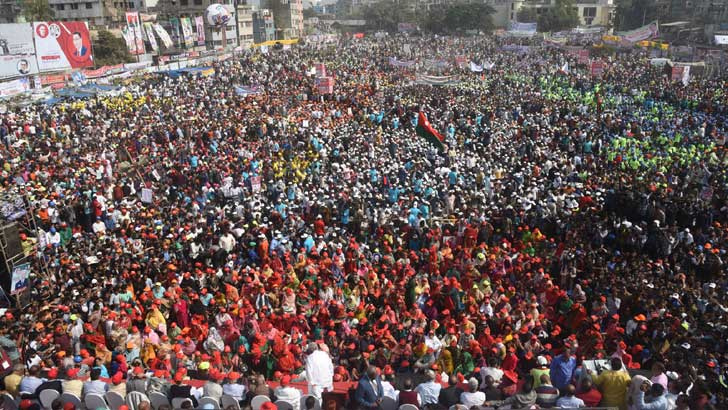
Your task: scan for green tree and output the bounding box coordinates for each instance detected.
[93,30,134,67]
[444,3,495,32]
[362,0,415,32]
[516,7,538,23]
[23,0,54,21]
[538,0,579,32]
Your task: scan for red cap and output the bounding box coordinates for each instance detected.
[281,375,291,386]
[112,372,123,384]
[67,368,80,378]
[261,402,277,410]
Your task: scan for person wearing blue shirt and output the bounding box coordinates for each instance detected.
[549,346,577,391]
[190,155,198,168]
[303,235,315,253]
[448,169,458,186]
[388,186,401,204]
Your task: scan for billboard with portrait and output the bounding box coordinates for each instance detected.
[33,21,93,72]
[0,55,39,79]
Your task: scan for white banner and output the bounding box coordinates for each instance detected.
[0,77,31,98]
[153,23,174,49]
[0,23,36,55]
[469,62,483,72]
[0,55,39,79]
[618,21,659,43]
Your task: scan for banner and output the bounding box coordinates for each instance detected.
[195,16,205,46]
[577,49,590,65]
[315,76,334,94]
[170,18,181,47]
[388,57,415,68]
[140,13,157,22]
[144,22,158,52]
[315,63,326,77]
[618,21,659,43]
[126,12,145,55]
[83,63,125,78]
[153,24,174,49]
[590,60,605,77]
[672,65,690,85]
[181,17,194,48]
[469,61,483,72]
[0,23,36,55]
[234,85,261,96]
[10,262,30,295]
[508,21,537,36]
[0,55,39,79]
[33,21,93,71]
[0,77,30,98]
[416,74,459,86]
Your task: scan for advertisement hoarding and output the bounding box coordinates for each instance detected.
[0,23,36,55]
[0,55,39,79]
[33,21,93,72]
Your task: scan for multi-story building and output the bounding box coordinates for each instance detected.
[47,0,128,27]
[509,0,615,27]
[252,8,275,42]
[237,2,255,46]
[266,0,303,39]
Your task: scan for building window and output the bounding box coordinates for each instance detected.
[70,3,78,9]
[194,0,202,4]
[181,0,188,4]
[56,4,64,9]
[583,6,596,17]
[85,2,92,7]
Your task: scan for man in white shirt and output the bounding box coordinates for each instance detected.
[274,375,302,409]
[305,343,333,400]
[380,370,399,401]
[480,357,504,388]
[222,372,247,403]
[460,378,486,408]
[415,370,441,406]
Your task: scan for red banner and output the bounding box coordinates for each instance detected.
[83,64,125,78]
[590,61,605,77]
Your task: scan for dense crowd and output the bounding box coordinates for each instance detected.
[0,34,726,410]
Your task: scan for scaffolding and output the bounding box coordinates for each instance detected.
[0,189,51,308]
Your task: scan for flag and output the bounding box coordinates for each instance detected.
[559,62,569,74]
[469,62,483,72]
[416,112,445,151]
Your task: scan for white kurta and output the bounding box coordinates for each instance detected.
[305,350,334,400]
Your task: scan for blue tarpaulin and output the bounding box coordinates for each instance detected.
[160,67,212,78]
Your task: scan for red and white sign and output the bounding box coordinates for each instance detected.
[315,76,334,94]
[590,61,605,77]
[126,12,146,55]
[33,21,93,72]
[577,49,589,65]
[315,63,326,78]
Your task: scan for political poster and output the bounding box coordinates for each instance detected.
[0,23,36,56]
[153,24,174,49]
[144,22,158,52]
[195,16,205,46]
[590,61,605,77]
[10,262,31,295]
[315,76,334,94]
[33,21,93,71]
[169,18,181,47]
[250,176,262,192]
[181,17,194,48]
[577,49,590,65]
[0,55,39,79]
[126,12,145,55]
[315,63,326,77]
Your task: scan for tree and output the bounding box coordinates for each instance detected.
[93,30,134,67]
[516,8,538,23]
[23,0,54,21]
[362,0,415,32]
[420,3,494,33]
[538,0,579,32]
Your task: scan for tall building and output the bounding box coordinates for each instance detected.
[47,0,127,27]
[266,0,304,39]
[252,9,275,42]
[237,2,255,45]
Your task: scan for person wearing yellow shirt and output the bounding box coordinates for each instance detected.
[3,364,24,398]
[145,302,166,334]
[593,357,632,410]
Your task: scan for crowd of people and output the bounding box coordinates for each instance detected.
[0,33,726,410]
